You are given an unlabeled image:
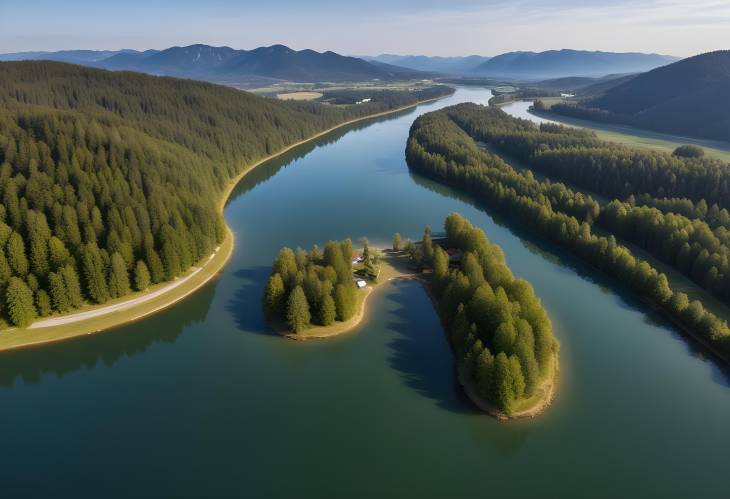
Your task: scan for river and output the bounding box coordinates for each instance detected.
[1,88,728,498]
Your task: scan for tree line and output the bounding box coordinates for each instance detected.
[263,240,359,333]
[450,103,730,210]
[426,214,558,415]
[441,103,730,306]
[0,60,451,327]
[406,105,730,361]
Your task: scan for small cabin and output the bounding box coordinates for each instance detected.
[356,279,367,289]
[446,248,463,263]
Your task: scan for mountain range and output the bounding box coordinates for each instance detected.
[473,49,679,79]
[584,50,730,141]
[0,46,682,85]
[0,45,424,85]
[362,54,491,74]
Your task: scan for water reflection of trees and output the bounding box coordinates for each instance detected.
[408,170,730,382]
[0,281,218,387]
[225,107,420,203]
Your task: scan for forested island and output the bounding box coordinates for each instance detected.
[424,214,559,418]
[0,61,453,334]
[262,216,558,418]
[406,103,730,363]
[263,239,371,337]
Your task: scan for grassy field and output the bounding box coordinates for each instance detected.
[276,91,323,101]
[532,105,730,162]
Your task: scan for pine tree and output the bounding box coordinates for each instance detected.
[273,247,298,287]
[108,252,130,298]
[263,273,286,319]
[5,277,37,327]
[422,226,434,265]
[432,246,449,288]
[82,243,110,304]
[48,271,70,312]
[334,283,356,321]
[134,260,151,291]
[494,352,514,414]
[48,236,71,270]
[286,285,311,333]
[316,293,336,326]
[6,232,29,276]
[61,264,84,308]
[35,289,52,317]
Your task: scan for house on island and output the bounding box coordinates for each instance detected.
[446,248,462,265]
[356,279,367,289]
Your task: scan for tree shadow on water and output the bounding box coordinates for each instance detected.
[384,280,479,415]
[225,266,277,336]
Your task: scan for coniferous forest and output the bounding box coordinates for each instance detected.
[263,240,358,333]
[406,103,730,361]
[429,214,558,415]
[0,61,452,327]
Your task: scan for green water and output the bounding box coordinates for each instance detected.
[1,88,728,498]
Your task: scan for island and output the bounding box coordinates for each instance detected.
[263,238,414,339]
[406,101,730,364]
[263,214,560,419]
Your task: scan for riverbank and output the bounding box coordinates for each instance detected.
[459,356,559,420]
[277,249,417,340]
[413,268,559,420]
[499,99,730,162]
[0,94,451,353]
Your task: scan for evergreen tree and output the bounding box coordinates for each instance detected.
[61,265,84,308]
[35,289,52,317]
[48,272,70,312]
[334,283,356,321]
[494,352,514,414]
[82,243,110,304]
[263,273,286,319]
[134,260,151,291]
[6,232,29,276]
[108,252,131,298]
[286,285,311,333]
[5,277,36,327]
[316,293,336,326]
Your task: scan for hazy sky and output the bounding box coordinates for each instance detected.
[1,0,727,57]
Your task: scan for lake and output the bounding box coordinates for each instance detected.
[1,87,728,498]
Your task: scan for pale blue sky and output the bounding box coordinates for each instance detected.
[1,0,726,56]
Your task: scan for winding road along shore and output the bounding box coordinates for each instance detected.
[0,94,451,353]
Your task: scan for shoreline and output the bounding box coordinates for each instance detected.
[0,94,451,353]
[273,249,417,340]
[414,274,559,420]
[458,356,559,420]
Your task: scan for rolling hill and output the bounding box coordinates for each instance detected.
[551,51,730,142]
[473,49,678,79]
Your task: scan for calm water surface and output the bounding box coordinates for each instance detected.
[2,88,729,498]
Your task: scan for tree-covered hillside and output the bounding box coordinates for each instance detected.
[0,61,451,327]
[406,103,730,361]
[550,51,730,141]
